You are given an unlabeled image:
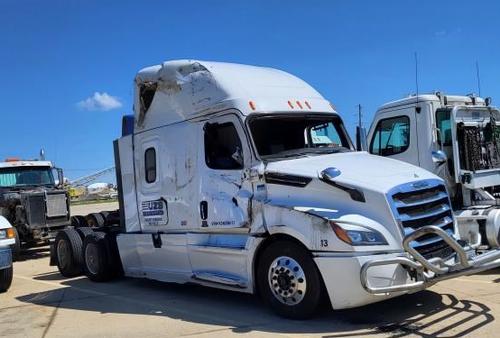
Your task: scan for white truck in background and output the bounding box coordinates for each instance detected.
[0,216,15,292]
[366,93,500,252]
[52,61,500,319]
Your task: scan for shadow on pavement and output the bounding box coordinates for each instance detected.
[17,273,494,337]
[16,245,50,262]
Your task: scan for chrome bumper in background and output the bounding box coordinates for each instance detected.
[361,225,500,294]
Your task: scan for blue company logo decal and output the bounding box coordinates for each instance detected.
[142,199,168,225]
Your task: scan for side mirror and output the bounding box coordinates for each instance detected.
[432,150,447,165]
[356,126,368,151]
[56,168,65,187]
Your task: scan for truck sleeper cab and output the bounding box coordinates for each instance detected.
[67,62,500,319]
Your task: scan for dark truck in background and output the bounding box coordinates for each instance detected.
[0,158,69,258]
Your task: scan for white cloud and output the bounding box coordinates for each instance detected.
[77,92,122,111]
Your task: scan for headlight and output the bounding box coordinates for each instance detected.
[330,221,388,246]
[0,228,14,240]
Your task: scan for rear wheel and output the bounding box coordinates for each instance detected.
[85,213,105,227]
[0,266,13,292]
[76,227,94,241]
[55,229,83,277]
[257,240,323,319]
[83,232,114,282]
[71,215,88,228]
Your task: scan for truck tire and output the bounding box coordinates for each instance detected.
[10,227,21,262]
[82,232,114,282]
[76,227,94,241]
[55,229,83,277]
[85,213,105,228]
[71,215,88,228]
[257,240,323,319]
[0,266,13,293]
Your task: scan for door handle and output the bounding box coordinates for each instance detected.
[200,201,208,220]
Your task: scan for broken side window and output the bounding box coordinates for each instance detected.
[138,82,158,125]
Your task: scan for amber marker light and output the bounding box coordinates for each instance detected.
[329,221,352,245]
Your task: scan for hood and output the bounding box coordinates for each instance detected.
[264,151,438,193]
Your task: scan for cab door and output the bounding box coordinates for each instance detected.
[198,113,253,230]
[368,106,419,167]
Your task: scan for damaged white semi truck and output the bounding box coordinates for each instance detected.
[366,93,500,252]
[53,61,500,319]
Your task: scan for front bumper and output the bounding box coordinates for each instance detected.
[0,247,12,270]
[314,251,413,310]
[361,226,500,294]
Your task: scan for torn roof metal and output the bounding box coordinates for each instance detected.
[133,60,334,131]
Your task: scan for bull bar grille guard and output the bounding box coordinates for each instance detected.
[360,225,500,294]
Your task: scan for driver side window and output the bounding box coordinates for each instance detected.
[204,122,244,170]
[370,116,410,156]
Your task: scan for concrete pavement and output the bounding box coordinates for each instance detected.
[2,203,500,337]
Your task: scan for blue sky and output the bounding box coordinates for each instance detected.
[1,0,499,182]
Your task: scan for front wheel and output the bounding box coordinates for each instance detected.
[0,266,13,292]
[257,240,324,319]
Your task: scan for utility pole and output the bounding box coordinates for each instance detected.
[357,104,362,130]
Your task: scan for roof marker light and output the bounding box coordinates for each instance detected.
[5,157,20,162]
[304,101,312,109]
[296,101,303,109]
[249,101,256,110]
[287,100,294,109]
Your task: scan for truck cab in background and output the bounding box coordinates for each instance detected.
[0,157,69,258]
[367,93,500,250]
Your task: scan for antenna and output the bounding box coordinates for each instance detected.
[476,61,482,97]
[414,52,421,113]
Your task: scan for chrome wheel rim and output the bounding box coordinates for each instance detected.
[57,239,70,268]
[85,243,99,275]
[268,256,306,305]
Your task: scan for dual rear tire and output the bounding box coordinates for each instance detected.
[82,232,119,282]
[55,229,83,277]
[55,227,121,282]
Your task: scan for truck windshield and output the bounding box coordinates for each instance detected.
[249,115,352,160]
[0,167,55,187]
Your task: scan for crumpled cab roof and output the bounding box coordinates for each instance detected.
[133,60,334,131]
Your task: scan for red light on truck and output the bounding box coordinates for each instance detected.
[296,101,303,109]
[249,101,256,110]
[5,157,20,162]
[305,101,312,109]
[287,101,294,109]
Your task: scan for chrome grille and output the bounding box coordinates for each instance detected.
[46,193,68,218]
[389,180,455,259]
